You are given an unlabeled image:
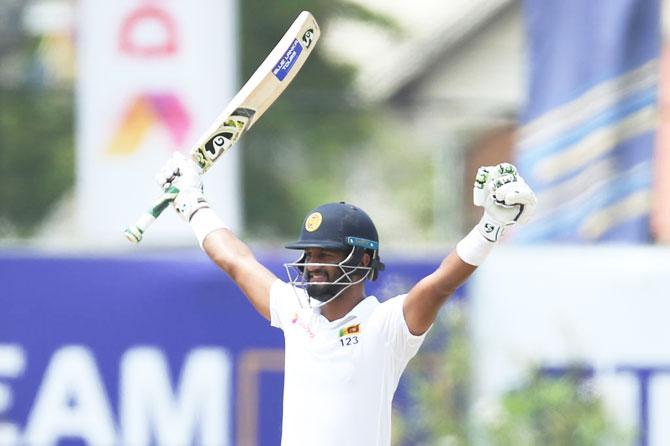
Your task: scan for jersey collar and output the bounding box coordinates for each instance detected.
[326,295,379,328]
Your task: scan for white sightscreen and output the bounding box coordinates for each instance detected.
[76,0,240,247]
[471,246,670,445]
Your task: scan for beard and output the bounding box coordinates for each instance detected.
[306,282,344,302]
[305,267,347,302]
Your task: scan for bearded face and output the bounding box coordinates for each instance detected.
[283,246,374,308]
[303,250,348,302]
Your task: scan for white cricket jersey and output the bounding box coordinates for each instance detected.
[269,280,429,446]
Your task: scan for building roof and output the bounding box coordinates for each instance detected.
[323,0,517,102]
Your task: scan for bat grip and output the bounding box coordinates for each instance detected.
[124,186,179,243]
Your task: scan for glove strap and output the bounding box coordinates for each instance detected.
[190,208,228,249]
[476,213,506,242]
[174,189,209,222]
[456,227,495,266]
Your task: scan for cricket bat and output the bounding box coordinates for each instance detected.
[124,11,320,243]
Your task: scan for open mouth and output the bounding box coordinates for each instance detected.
[309,271,328,282]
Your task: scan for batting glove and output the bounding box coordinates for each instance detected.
[155,152,209,222]
[473,163,537,242]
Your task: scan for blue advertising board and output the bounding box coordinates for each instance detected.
[0,252,441,446]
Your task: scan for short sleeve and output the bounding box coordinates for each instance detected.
[269,280,300,330]
[373,294,430,362]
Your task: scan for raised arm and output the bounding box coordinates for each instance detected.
[403,163,537,335]
[156,153,278,320]
[200,228,277,320]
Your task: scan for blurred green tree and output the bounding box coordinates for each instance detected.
[392,304,475,445]
[0,89,74,238]
[483,368,627,446]
[239,1,401,238]
[0,22,74,238]
[0,1,399,240]
[393,303,626,445]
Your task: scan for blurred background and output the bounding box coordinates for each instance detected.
[1,0,669,445]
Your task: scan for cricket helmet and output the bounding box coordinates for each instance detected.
[284,202,385,307]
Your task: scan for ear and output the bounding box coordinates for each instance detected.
[361,252,371,267]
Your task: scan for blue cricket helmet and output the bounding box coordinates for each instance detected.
[285,202,384,280]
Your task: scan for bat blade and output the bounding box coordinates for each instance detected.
[192,11,319,171]
[124,11,320,243]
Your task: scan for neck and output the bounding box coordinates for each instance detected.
[320,285,366,321]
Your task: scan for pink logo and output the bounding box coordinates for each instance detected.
[106,93,191,156]
[291,312,316,338]
[119,5,178,57]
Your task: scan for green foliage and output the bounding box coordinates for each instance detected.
[0,88,74,237]
[484,369,626,446]
[0,3,401,240]
[395,305,472,445]
[334,1,405,36]
[393,303,624,446]
[239,1,399,238]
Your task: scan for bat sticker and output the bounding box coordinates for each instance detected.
[205,132,232,156]
[196,107,256,169]
[302,28,315,48]
[273,39,303,81]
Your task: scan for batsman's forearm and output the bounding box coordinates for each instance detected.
[416,252,477,312]
[403,251,477,335]
[433,251,478,296]
[203,229,256,274]
[202,229,277,321]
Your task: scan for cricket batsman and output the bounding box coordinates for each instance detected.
[156,154,537,445]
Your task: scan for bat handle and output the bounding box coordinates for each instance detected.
[124,186,179,243]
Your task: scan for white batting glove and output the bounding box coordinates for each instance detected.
[155,152,209,222]
[473,163,537,242]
